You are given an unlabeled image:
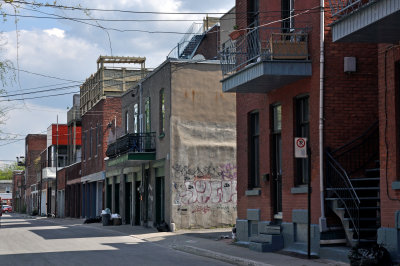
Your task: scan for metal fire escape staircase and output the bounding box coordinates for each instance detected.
[325,121,380,246]
[167,22,206,60]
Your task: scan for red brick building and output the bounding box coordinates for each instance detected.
[80,56,147,218]
[221,0,379,256]
[65,94,82,218]
[25,134,47,215]
[12,170,24,212]
[328,0,400,261]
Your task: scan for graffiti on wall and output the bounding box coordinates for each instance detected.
[172,164,237,206]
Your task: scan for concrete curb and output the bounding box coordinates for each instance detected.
[172,245,273,266]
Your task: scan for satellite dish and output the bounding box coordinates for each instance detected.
[192,54,205,61]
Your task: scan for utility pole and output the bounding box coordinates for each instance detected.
[55,115,59,217]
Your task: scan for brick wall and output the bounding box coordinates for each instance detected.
[378,44,400,228]
[235,0,379,224]
[195,25,220,60]
[25,135,47,192]
[81,98,122,177]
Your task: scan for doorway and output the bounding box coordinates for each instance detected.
[271,104,282,219]
[135,181,141,225]
[125,181,132,224]
[155,177,165,225]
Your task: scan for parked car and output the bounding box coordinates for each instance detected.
[2,205,12,213]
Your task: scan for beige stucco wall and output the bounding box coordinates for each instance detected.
[170,61,237,229]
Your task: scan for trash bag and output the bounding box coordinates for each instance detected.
[348,244,392,266]
[157,220,170,232]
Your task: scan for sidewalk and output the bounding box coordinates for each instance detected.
[66,218,348,266]
[10,214,348,266]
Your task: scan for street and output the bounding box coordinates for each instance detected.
[0,214,231,266]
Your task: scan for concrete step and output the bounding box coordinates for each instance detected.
[249,234,284,252]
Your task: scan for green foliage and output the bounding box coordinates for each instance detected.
[0,162,24,180]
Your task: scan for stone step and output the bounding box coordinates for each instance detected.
[249,234,284,252]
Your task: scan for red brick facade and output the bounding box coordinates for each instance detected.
[81,98,122,177]
[378,45,400,228]
[235,0,378,225]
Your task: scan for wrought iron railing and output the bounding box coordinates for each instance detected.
[220,27,309,77]
[328,0,376,18]
[106,132,156,158]
[331,121,379,176]
[326,151,360,241]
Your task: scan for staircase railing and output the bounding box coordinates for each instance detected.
[167,22,204,59]
[331,121,379,176]
[326,151,360,242]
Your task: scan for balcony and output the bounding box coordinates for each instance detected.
[329,0,400,42]
[106,132,156,164]
[220,27,312,93]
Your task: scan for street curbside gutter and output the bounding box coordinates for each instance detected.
[172,245,273,266]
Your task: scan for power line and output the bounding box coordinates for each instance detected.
[4,81,81,93]
[10,1,331,15]
[1,84,78,97]
[0,91,79,102]
[5,66,83,82]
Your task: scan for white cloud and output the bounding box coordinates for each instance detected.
[0,0,235,165]
[43,28,66,38]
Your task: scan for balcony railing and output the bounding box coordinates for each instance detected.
[220,27,309,77]
[106,132,156,158]
[328,0,375,18]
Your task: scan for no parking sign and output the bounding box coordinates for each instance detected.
[295,137,308,158]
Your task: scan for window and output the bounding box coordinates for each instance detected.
[145,98,151,133]
[159,89,165,136]
[281,0,294,32]
[134,104,139,133]
[125,111,129,134]
[83,132,86,161]
[96,124,99,156]
[249,111,260,188]
[248,0,259,26]
[89,128,92,158]
[295,95,310,185]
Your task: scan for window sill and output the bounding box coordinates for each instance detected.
[245,189,261,196]
[291,186,309,194]
[158,133,165,139]
[392,181,400,190]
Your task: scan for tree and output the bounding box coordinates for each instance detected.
[0,162,24,180]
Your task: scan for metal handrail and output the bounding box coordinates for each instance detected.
[220,27,309,77]
[328,0,376,18]
[326,151,360,241]
[167,22,203,59]
[106,132,156,158]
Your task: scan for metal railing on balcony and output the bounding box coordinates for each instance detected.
[106,132,156,158]
[328,0,376,18]
[220,27,309,77]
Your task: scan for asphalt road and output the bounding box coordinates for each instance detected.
[0,214,231,266]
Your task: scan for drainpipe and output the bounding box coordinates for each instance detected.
[319,0,327,233]
[139,82,144,225]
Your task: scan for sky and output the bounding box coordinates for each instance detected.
[0,0,235,167]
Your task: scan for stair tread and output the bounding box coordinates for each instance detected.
[326,197,380,200]
[350,177,380,181]
[336,206,379,210]
[343,217,380,221]
[326,187,379,190]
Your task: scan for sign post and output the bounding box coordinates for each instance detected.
[294,137,310,258]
